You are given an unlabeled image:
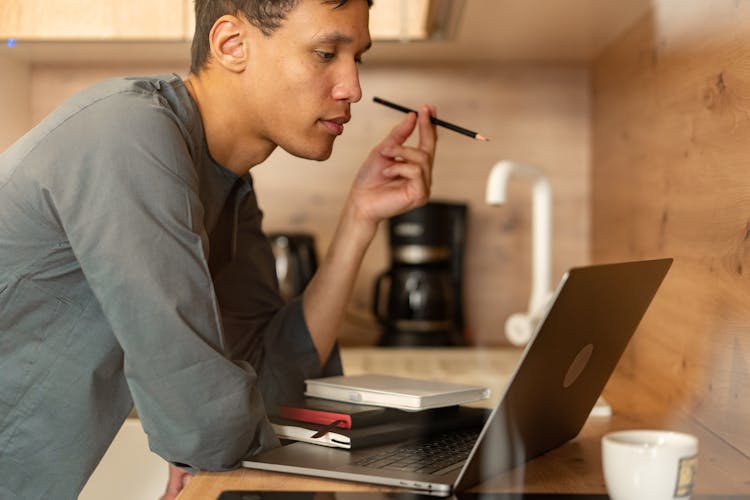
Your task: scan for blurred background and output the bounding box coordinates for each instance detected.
[2,0,749,497]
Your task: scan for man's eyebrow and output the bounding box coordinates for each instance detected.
[313,31,372,52]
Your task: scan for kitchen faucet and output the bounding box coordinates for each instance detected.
[486,160,554,346]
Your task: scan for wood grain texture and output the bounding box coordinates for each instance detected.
[592,0,750,458]
[0,0,186,40]
[0,56,31,150]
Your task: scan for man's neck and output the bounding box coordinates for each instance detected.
[184,72,276,176]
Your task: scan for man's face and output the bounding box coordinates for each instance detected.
[242,0,371,161]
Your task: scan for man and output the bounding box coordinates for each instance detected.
[0,0,436,498]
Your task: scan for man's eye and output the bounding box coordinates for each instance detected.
[316,51,335,61]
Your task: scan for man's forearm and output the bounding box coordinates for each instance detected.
[301,198,377,364]
[302,104,437,364]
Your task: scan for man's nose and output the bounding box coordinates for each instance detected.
[332,64,362,103]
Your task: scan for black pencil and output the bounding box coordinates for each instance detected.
[373,96,489,142]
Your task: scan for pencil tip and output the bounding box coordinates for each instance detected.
[476,134,490,142]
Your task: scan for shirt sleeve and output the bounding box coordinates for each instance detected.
[212,180,343,416]
[44,94,278,470]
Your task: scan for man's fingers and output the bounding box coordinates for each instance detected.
[380,144,429,165]
[160,464,192,500]
[382,162,425,181]
[380,112,418,149]
[381,163,431,204]
[380,143,432,187]
[377,103,436,154]
[417,104,437,155]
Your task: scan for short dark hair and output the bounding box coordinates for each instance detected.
[190,0,373,74]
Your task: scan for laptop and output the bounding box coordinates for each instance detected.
[242,258,673,494]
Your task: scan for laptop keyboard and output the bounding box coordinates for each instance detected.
[352,429,480,475]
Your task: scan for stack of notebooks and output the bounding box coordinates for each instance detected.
[270,374,491,450]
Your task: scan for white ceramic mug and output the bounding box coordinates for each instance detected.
[602,429,698,500]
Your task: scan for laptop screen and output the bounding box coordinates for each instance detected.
[455,258,672,491]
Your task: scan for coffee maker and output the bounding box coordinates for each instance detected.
[372,201,468,346]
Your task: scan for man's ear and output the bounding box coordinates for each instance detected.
[208,15,248,73]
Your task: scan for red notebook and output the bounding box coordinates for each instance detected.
[271,405,488,450]
[279,397,404,429]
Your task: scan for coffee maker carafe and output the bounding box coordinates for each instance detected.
[372,201,467,346]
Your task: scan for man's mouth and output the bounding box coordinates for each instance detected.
[319,115,350,136]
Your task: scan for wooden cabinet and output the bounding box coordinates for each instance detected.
[184,0,195,40]
[0,0,189,40]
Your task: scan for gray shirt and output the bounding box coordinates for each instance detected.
[0,74,341,499]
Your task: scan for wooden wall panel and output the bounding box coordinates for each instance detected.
[0,56,31,150]
[0,0,186,40]
[592,0,750,457]
[27,62,590,347]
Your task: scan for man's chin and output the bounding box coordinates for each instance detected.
[283,141,335,161]
[311,148,333,161]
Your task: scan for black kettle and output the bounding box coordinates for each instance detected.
[268,232,318,300]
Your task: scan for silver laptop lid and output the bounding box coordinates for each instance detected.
[454,258,672,491]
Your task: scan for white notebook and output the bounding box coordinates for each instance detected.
[304,373,490,411]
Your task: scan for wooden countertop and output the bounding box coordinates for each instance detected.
[177,348,750,499]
